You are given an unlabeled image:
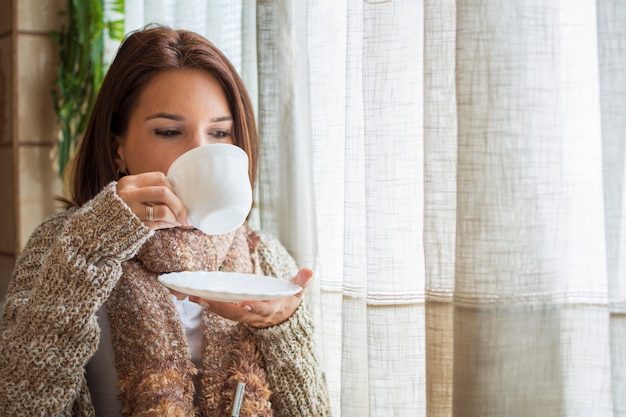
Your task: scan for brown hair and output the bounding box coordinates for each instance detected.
[66,25,258,207]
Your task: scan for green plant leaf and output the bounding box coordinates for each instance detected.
[107,19,125,40]
[110,0,124,16]
[50,0,124,180]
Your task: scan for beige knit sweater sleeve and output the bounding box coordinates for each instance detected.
[0,183,152,417]
[250,232,332,417]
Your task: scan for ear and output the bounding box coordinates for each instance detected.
[113,135,127,173]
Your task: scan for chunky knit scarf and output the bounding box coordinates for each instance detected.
[106,226,273,417]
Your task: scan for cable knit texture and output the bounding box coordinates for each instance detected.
[0,182,331,417]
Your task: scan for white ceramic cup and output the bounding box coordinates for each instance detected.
[167,144,253,235]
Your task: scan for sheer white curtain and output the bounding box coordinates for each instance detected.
[119,1,626,416]
[308,0,626,416]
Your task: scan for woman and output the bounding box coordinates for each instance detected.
[0,26,331,417]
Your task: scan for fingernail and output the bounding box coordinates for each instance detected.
[243,305,252,312]
[189,296,210,309]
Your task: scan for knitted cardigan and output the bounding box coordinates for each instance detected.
[0,183,331,417]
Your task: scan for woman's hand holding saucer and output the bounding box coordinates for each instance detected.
[189,268,313,328]
[116,172,190,230]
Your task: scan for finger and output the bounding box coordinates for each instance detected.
[118,201,181,231]
[188,296,282,327]
[291,268,313,297]
[117,174,189,226]
[212,300,276,318]
[197,298,265,324]
[187,297,242,315]
[139,185,189,225]
[119,171,176,191]
[144,204,185,229]
[238,301,275,317]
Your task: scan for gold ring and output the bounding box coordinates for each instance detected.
[145,204,154,222]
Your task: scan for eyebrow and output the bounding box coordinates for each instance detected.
[210,115,233,123]
[145,113,233,123]
[145,112,184,121]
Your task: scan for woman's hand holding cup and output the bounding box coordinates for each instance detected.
[117,144,252,234]
[116,171,190,230]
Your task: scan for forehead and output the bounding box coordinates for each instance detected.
[133,69,230,115]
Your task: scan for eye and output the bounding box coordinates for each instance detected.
[210,130,232,139]
[154,129,181,138]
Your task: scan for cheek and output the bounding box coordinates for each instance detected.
[124,144,173,175]
[141,155,175,175]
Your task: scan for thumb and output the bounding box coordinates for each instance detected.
[292,268,313,291]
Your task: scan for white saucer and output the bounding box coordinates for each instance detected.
[158,271,302,302]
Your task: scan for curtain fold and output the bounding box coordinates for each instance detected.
[424,0,457,415]
[255,0,317,270]
[454,1,611,415]
[598,0,626,415]
[309,0,426,415]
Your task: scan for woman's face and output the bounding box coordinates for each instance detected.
[116,69,234,175]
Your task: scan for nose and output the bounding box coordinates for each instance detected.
[187,130,212,151]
